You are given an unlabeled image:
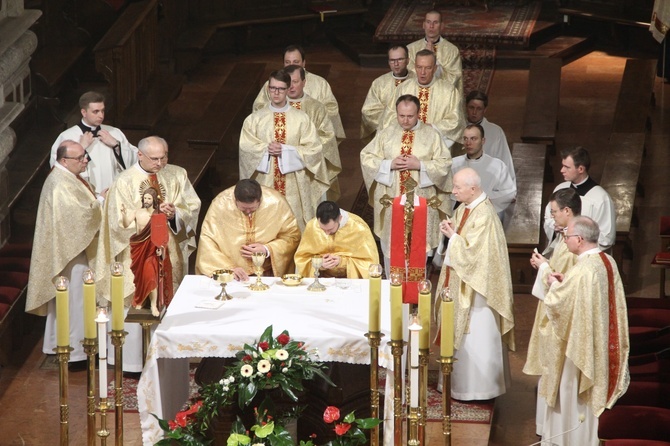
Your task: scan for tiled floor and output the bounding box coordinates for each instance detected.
[0,43,668,445]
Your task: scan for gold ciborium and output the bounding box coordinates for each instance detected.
[307,255,326,292]
[249,252,269,291]
[212,269,234,300]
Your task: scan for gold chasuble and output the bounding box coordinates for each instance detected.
[294,211,379,279]
[195,185,300,277]
[407,37,463,94]
[539,251,630,416]
[360,121,452,257]
[26,167,102,315]
[240,105,329,230]
[289,95,342,200]
[253,71,346,139]
[523,236,576,377]
[95,164,201,301]
[438,197,515,352]
[361,71,414,138]
[385,78,464,144]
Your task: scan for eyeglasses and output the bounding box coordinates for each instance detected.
[564,234,582,240]
[388,58,407,64]
[549,207,565,216]
[268,86,288,93]
[63,151,89,162]
[147,155,168,162]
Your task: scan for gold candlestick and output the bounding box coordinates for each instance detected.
[55,345,73,445]
[97,397,111,445]
[407,406,420,445]
[249,252,269,291]
[307,255,326,292]
[83,338,98,446]
[438,356,454,446]
[418,348,429,445]
[111,329,127,446]
[389,339,404,446]
[365,330,384,446]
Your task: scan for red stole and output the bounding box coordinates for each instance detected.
[273,112,287,195]
[599,252,622,403]
[290,101,302,110]
[390,195,428,304]
[417,86,430,123]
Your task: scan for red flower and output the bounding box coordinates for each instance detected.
[243,355,252,362]
[277,333,290,345]
[334,423,351,436]
[267,372,272,378]
[323,406,340,424]
[258,341,270,350]
[168,420,179,430]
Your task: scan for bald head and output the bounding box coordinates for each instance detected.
[452,168,482,205]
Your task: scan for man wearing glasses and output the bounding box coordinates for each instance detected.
[26,140,102,371]
[240,70,328,231]
[532,216,629,446]
[96,135,201,372]
[407,10,463,95]
[360,44,414,139]
[50,91,138,194]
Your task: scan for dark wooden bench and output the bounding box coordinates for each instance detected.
[187,62,266,151]
[601,132,647,282]
[521,58,562,152]
[611,58,656,134]
[505,142,548,293]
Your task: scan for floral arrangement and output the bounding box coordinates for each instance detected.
[299,406,381,446]
[153,325,334,445]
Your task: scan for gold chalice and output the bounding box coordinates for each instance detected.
[307,255,326,292]
[249,251,269,291]
[212,269,234,300]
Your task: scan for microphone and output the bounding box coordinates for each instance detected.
[527,413,585,446]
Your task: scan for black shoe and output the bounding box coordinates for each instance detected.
[68,360,87,372]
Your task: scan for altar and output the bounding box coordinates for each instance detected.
[137,275,393,445]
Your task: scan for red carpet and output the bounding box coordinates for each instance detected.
[375,0,542,47]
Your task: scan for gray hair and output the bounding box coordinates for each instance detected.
[572,216,599,244]
[138,136,168,155]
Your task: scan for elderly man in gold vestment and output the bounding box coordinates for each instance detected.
[383,50,464,149]
[196,179,300,281]
[26,140,102,368]
[96,136,201,372]
[285,64,341,201]
[529,216,629,446]
[525,188,580,435]
[294,201,379,279]
[240,70,329,231]
[437,168,515,400]
[360,94,452,265]
[253,44,345,139]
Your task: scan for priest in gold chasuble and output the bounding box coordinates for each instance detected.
[533,216,629,446]
[437,168,515,401]
[360,94,452,266]
[240,70,329,231]
[196,180,300,280]
[294,201,379,279]
[26,140,102,363]
[96,136,201,372]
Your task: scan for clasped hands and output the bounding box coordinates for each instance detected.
[391,154,420,171]
[233,243,268,282]
[321,254,341,269]
[268,141,283,157]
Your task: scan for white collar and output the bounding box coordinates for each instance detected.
[466,192,488,209]
[269,102,290,113]
[578,247,601,259]
[339,209,350,228]
[54,161,74,175]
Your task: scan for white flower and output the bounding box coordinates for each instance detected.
[228,376,235,383]
[257,359,271,373]
[240,364,254,377]
[252,352,258,358]
[275,349,289,360]
[222,378,230,386]
[223,386,229,392]
[218,379,224,385]
[282,367,288,373]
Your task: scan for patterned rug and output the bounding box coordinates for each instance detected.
[375,0,542,47]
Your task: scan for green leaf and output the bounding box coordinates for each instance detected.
[230,417,247,434]
[279,381,299,402]
[312,367,336,387]
[355,417,382,429]
[259,325,274,343]
[227,432,251,446]
[239,381,257,408]
[151,413,172,432]
[268,426,295,446]
[251,420,275,438]
[343,411,356,423]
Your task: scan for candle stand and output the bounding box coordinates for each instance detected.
[365,331,384,446]
[83,338,98,445]
[407,406,420,446]
[56,345,73,445]
[438,356,454,446]
[97,397,111,445]
[111,329,127,446]
[418,348,429,445]
[389,339,404,446]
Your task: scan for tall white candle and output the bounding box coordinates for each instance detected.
[96,308,109,398]
[409,317,421,408]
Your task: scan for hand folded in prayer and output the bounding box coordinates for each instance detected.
[439,219,455,238]
[530,252,548,270]
[322,254,340,269]
[233,267,249,282]
[268,141,283,156]
[240,243,267,258]
[391,154,421,171]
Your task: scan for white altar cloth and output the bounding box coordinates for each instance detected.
[137,275,393,445]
